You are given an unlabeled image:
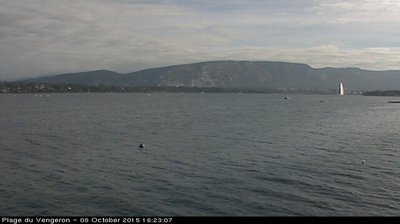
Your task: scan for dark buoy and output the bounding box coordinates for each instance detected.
[139,144,145,149]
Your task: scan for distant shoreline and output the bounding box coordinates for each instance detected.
[0,82,363,95]
[362,90,400,96]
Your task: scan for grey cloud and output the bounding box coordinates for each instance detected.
[1,0,400,80]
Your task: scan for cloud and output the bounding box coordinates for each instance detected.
[0,0,400,79]
[315,0,400,23]
[207,45,400,71]
[0,0,195,77]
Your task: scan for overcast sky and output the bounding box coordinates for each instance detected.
[1,0,400,80]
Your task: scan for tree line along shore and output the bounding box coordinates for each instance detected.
[0,81,389,95]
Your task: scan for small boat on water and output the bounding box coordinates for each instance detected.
[388,101,400,103]
[339,82,345,96]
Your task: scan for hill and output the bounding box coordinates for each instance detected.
[21,61,400,91]
[23,70,124,86]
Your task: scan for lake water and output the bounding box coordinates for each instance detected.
[0,93,399,216]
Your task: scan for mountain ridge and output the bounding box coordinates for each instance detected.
[19,60,400,91]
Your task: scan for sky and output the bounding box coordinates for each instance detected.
[1,0,400,80]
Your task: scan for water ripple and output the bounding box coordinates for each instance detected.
[1,93,399,215]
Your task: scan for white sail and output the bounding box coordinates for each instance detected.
[339,82,344,96]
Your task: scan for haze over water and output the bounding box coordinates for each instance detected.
[0,93,399,216]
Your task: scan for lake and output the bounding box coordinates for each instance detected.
[0,93,399,216]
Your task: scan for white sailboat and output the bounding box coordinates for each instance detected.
[339,82,345,96]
